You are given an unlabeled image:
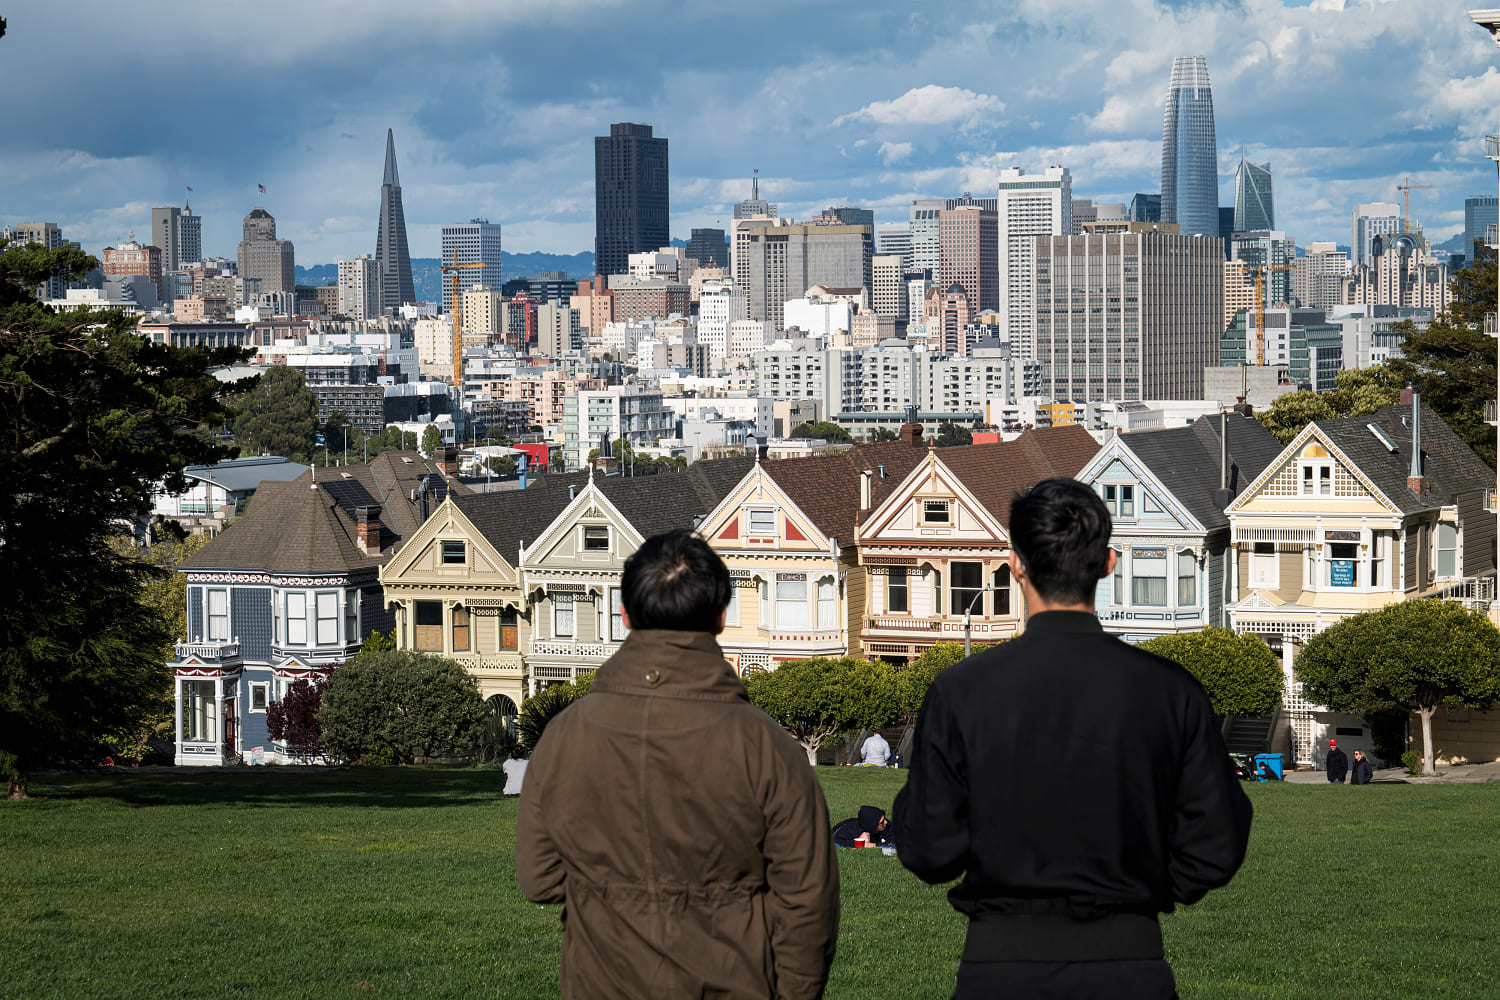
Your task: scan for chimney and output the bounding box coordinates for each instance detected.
[860,470,872,511]
[355,505,382,555]
[878,464,886,480]
[1407,386,1426,496]
[900,423,924,447]
[436,445,458,477]
[417,476,431,523]
[1215,410,1234,509]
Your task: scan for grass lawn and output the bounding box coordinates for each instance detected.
[3,766,1498,999]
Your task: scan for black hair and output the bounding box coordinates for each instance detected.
[620,529,732,632]
[1008,477,1112,606]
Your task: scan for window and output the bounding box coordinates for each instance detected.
[554,594,575,638]
[887,568,909,613]
[922,499,951,525]
[1131,548,1167,606]
[207,589,228,642]
[1250,542,1278,589]
[1328,543,1359,587]
[950,562,983,616]
[1371,533,1386,588]
[182,680,215,742]
[415,601,443,650]
[609,587,628,641]
[775,574,808,628]
[816,578,836,629]
[345,591,359,645]
[1177,550,1196,606]
[316,592,338,645]
[249,681,269,713]
[725,585,741,627]
[1112,548,1124,605]
[759,579,770,628]
[441,540,466,564]
[287,593,307,645]
[583,526,610,551]
[500,608,518,650]
[1436,523,1458,577]
[748,509,776,534]
[1302,464,1332,496]
[993,564,1012,616]
[452,605,470,651]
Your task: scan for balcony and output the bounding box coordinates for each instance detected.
[1486,135,1500,162]
[173,640,240,663]
[1488,401,1498,427]
[1426,576,1498,611]
[1487,313,1498,338]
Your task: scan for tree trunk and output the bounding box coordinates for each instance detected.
[7,774,26,801]
[1419,705,1438,776]
[803,738,820,766]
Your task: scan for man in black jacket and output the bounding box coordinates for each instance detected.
[893,478,1253,1000]
[1326,740,1349,783]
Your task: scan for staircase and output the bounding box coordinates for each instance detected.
[1223,713,1278,756]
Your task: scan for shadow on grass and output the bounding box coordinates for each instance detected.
[29,765,503,809]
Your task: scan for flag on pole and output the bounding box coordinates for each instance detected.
[258,184,267,194]
[186,186,193,192]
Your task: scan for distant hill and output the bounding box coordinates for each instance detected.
[295,251,597,303]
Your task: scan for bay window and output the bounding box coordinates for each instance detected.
[816,578,836,629]
[887,567,908,614]
[775,575,808,628]
[1131,548,1167,606]
[207,589,229,642]
[950,562,983,616]
[554,594,575,638]
[316,592,338,645]
[287,593,307,645]
[1177,550,1196,606]
[452,605,470,651]
[993,564,1012,616]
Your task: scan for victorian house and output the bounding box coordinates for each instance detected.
[171,452,456,764]
[1226,393,1497,765]
[851,426,1100,663]
[1078,411,1282,643]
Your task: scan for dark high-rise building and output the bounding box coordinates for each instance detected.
[375,129,415,312]
[1129,193,1161,223]
[594,123,669,279]
[686,227,728,267]
[1233,157,1275,232]
[1464,196,1499,256]
[1161,56,1220,239]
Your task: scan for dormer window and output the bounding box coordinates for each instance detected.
[1103,485,1135,518]
[922,499,951,525]
[583,526,610,551]
[748,509,776,534]
[441,540,466,564]
[1302,465,1332,496]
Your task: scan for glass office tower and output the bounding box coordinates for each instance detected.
[1233,158,1275,233]
[1161,56,1220,239]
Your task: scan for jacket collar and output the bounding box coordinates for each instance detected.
[590,629,748,702]
[1022,610,1105,635]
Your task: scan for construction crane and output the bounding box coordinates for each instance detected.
[1397,175,1433,233]
[1251,262,1295,367]
[443,250,488,385]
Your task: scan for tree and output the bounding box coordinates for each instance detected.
[267,674,334,758]
[0,241,247,798]
[1255,367,1404,444]
[1136,628,1283,717]
[934,422,973,447]
[1445,250,1496,328]
[516,676,592,751]
[317,651,488,764]
[359,629,397,654]
[868,427,899,443]
[790,421,852,443]
[1295,600,1500,776]
[233,365,318,461]
[420,423,442,457]
[1385,318,1496,468]
[744,657,901,765]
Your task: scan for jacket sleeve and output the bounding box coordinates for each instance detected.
[514,742,566,905]
[1168,691,1253,905]
[892,678,970,885]
[762,738,840,1000]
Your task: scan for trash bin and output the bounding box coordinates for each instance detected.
[1253,753,1284,781]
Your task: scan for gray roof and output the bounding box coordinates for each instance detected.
[184,456,310,493]
[1123,412,1283,531]
[1317,403,1492,514]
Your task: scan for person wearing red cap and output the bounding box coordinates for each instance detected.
[1326,739,1349,783]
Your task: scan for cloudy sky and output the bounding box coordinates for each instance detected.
[3,0,1499,264]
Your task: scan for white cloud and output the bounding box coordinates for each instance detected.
[833,85,1005,130]
[878,141,914,164]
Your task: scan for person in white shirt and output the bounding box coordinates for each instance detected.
[502,747,529,795]
[860,731,891,766]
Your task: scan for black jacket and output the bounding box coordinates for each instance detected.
[893,612,1252,958]
[1351,756,1374,785]
[1326,748,1349,782]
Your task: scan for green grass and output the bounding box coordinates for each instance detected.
[2,767,1497,999]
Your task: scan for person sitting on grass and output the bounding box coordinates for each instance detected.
[860,730,891,766]
[834,806,892,848]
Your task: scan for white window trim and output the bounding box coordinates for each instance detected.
[248,681,270,714]
[315,591,339,647]
[553,593,575,638]
[440,539,468,566]
[207,588,230,642]
[748,508,776,534]
[1249,543,1279,590]
[725,586,741,627]
[287,591,308,646]
[921,498,952,525]
[581,524,612,554]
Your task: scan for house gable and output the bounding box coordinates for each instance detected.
[1228,424,1403,517]
[521,479,645,572]
[698,465,831,554]
[858,452,1007,546]
[1077,439,1203,534]
[379,498,516,586]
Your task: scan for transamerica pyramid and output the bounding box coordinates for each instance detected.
[375,129,415,311]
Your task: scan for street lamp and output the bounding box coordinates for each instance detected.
[962,586,995,659]
[1469,9,1500,561]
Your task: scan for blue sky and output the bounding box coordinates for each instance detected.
[3,0,1499,263]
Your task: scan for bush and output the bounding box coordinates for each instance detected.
[267,674,333,758]
[1137,628,1283,717]
[1401,750,1421,775]
[318,651,487,764]
[745,657,901,765]
[516,678,590,752]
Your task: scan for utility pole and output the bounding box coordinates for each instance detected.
[1469,8,1500,592]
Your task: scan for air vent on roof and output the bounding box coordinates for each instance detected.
[402,457,413,464]
[341,472,354,479]
[1367,423,1398,453]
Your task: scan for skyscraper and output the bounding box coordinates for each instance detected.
[5,221,65,299]
[736,222,872,330]
[337,254,381,322]
[733,171,777,220]
[1350,204,1401,268]
[151,202,201,273]
[1129,194,1161,223]
[1464,196,1499,257]
[439,219,502,314]
[685,228,728,267]
[937,205,998,315]
[1161,56,1220,239]
[997,166,1071,360]
[1233,157,1275,233]
[594,123,670,279]
[375,129,415,312]
[237,208,294,297]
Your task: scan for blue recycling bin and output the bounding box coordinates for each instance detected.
[1253,753,1284,781]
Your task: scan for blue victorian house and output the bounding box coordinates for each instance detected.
[170,451,458,764]
[1076,410,1282,643]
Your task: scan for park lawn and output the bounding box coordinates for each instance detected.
[2,768,1498,1000]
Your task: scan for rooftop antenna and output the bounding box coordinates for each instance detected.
[752,169,759,202]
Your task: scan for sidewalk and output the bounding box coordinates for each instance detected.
[1281,761,1500,784]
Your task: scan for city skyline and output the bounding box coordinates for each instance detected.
[3,1,1499,262]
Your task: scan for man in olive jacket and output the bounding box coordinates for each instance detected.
[516,529,839,1000]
